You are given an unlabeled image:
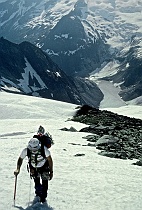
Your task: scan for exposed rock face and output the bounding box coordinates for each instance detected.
[74,77,103,108]
[105,37,142,102]
[0,0,111,77]
[41,11,110,77]
[0,0,110,76]
[0,38,103,107]
[72,105,142,161]
[0,0,141,104]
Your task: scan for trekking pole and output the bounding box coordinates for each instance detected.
[14,175,17,203]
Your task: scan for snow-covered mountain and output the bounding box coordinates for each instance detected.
[111,37,142,102]
[90,36,142,103]
[0,0,142,104]
[1,0,141,76]
[1,0,141,48]
[0,37,103,107]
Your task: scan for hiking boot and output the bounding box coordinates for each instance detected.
[32,196,40,205]
[42,200,47,206]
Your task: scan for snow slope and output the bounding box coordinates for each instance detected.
[0,91,142,210]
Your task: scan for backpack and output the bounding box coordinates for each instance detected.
[27,126,53,170]
[33,132,53,149]
[27,138,46,169]
[36,125,53,149]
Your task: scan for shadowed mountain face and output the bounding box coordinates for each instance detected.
[40,12,110,77]
[0,0,111,76]
[0,0,141,104]
[104,37,142,101]
[0,38,103,107]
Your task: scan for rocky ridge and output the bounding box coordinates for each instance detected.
[72,105,142,164]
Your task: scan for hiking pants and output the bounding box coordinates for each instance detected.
[34,177,48,200]
[29,161,49,199]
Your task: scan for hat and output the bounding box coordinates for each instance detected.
[28,138,41,151]
[37,125,45,135]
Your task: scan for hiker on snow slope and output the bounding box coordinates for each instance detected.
[14,126,53,204]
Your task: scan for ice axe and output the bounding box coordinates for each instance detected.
[13,175,17,204]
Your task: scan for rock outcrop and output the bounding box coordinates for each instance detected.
[72,105,142,162]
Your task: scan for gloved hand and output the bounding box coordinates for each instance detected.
[14,169,20,176]
[49,171,53,180]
